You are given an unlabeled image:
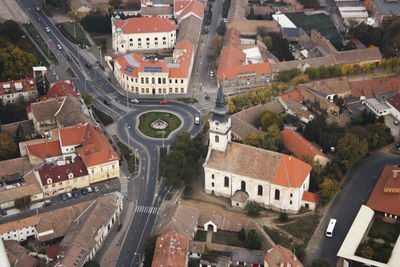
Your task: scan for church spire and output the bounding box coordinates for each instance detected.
[211,83,229,116]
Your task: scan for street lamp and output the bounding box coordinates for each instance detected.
[98,46,103,68]
[127,126,131,148]
[133,253,141,265]
[134,148,138,175]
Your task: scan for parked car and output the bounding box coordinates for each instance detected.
[42,200,52,207]
[194,115,200,125]
[66,192,73,199]
[209,71,214,77]
[395,120,400,126]
[61,194,67,201]
[72,191,79,198]
[103,99,111,105]
[1,209,7,216]
[130,98,139,104]
[87,186,93,193]
[160,100,168,104]
[36,6,40,11]
[81,188,87,195]
[94,186,99,192]
[85,63,92,69]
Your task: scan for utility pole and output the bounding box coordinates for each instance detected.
[99,46,103,68]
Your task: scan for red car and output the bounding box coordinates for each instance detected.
[160,100,168,104]
[42,200,52,207]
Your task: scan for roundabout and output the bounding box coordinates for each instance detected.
[137,111,182,138]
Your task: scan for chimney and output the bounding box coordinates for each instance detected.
[393,170,400,178]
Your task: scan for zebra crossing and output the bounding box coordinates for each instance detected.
[135,205,159,214]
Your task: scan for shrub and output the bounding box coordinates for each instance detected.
[238,227,246,241]
[246,201,262,217]
[245,229,262,250]
[278,212,289,222]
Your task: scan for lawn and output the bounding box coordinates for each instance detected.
[263,226,294,248]
[58,22,90,47]
[279,214,320,241]
[286,13,343,46]
[138,112,182,138]
[369,215,400,243]
[194,230,207,242]
[24,23,58,64]
[212,231,245,247]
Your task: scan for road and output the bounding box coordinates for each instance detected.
[15,1,203,266]
[306,152,400,265]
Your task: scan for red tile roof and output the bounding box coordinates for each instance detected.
[367,165,400,216]
[386,93,400,112]
[0,78,37,95]
[169,41,194,78]
[174,1,191,13]
[302,191,318,203]
[27,140,62,159]
[280,89,303,103]
[223,28,241,47]
[349,78,400,99]
[59,124,119,167]
[113,17,176,34]
[282,129,329,161]
[46,246,61,260]
[264,245,304,267]
[45,80,80,99]
[152,231,189,267]
[176,0,204,20]
[38,157,88,186]
[274,154,312,187]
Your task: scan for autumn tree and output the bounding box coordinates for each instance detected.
[0,43,37,80]
[81,93,93,107]
[318,177,339,206]
[245,229,262,250]
[257,110,284,131]
[337,132,368,170]
[0,133,18,161]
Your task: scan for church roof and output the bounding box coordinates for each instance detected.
[211,84,229,116]
[205,142,311,187]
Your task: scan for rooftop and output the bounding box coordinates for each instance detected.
[227,20,278,35]
[0,171,42,205]
[0,215,38,235]
[386,93,400,112]
[44,80,80,99]
[0,157,31,180]
[175,0,204,21]
[374,0,400,16]
[27,140,62,159]
[151,231,189,267]
[264,245,303,267]
[301,77,351,97]
[4,240,29,266]
[0,120,35,138]
[349,78,400,99]
[113,17,176,34]
[198,210,249,232]
[141,6,173,16]
[301,191,318,203]
[0,78,37,96]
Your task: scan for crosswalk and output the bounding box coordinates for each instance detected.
[135,205,159,214]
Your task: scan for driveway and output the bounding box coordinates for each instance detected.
[305,152,400,265]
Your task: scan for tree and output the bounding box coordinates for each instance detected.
[14,196,31,210]
[83,261,100,267]
[246,201,262,217]
[257,110,284,131]
[109,0,121,9]
[0,43,38,80]
[80,12,112,34]
[0,133,18,161]
[278,212,288,222]
[310,258,332,267]
[238,227,246,241]
[15,124,26,144]
[82,93,93,107]
[257,26,268,38]
[318,177,339,205]
[248,7,255,19]
[216,22,226,36]
[337,132,368,170]
[143,235,158,267]
[245,229,262,250]
[243,126,283,152]
[211,34,223,56]
[262,36,272,49]
[303,114,327,142]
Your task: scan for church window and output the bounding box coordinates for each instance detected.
[212,182,214,187]
[290,193,293,197]
[241,181,246,192]
[290,200,292,205]
[258,185,263,196]
[215,135,219,143]
[224,177,229,187]
[212,174,215,179]
[274,189,280,200]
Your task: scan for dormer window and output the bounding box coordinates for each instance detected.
[47,178,52,184]
[68,173,74,179]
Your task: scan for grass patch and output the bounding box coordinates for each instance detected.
[263,226,294,248]
[92,106,114,126]
[212,231,245,247]
[280,214,320,241]
[138,112,182,138]
[24,23,58,64]
[58,22,90,47]
[21,33,49,67]
[194,230,207,242]
[286,13,342,45]
[93,37,107,54]
[66,68,75,78]
[114,136,139,176]
[369,215,400,243]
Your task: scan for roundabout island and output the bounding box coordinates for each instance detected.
[138,111,182,138]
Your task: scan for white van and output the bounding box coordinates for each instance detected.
[194,115,200,125]
[326,218,337,237]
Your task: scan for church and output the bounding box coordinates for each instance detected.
[203,85,317,213]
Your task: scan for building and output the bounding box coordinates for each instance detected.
[338,2,369,25]
[0,157,32,185]
[0,215,38,242]
[3,240,29,267]
[151,231,189,267]
[264,245,303,267]
[113,41,194,95]
[0,79,38,104]
[349,77,400,99]
[1,120,35,139]
[141,6,174,18]
[112,16,176,53]
[36,157,89,197]
[282,129,330,167]
[366,0,400,25]
[203,85,315,213]
[173,0,204,23]
[278,89,313,124]
[365,97,391,117]
[44,80,80,99]
[386,93,400,120]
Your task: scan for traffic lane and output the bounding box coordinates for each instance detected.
[311,153,400,265]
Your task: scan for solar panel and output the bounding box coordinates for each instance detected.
[124,66,134,74]
[144,66,162,73]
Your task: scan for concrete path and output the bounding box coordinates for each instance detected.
[206,230,213,243]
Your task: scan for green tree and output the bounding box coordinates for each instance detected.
[262,36,272,49]
[15,124,26,144]
[337,132,368,170]
[245,229,262,250]
[82,93,93,107]
[216,22,226,36]
[257,26,268,38]
[0,43,37,80]
[257,110,284,131]
[310,258,332,267]
[248,7,255,19]
[318,178,339,205]
[303,114,327,142]
[238,227,246,241]
[0,133,18,161]
[14,196,31,210]
[278,212,288,222]
[80,12,112,34]
[246,201,262,217]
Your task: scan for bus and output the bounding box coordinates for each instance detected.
[326,218,337,237]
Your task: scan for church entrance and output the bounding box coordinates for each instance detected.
[241,181,246,192]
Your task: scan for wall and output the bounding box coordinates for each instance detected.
[112,30,176,53]
[0,225,36,242]
[87,160,120,183]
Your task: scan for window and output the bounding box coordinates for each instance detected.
[163,78,166,84]
[241,181,246,191]
[224,177,229,187]
[138,38,141,42]
[175,79,178,83]
[175,88,178,92]
[141,78,144,84]
[181,79,184,84]
[146,77,149,84]
[290,200,292,205]
[215,135,219,143]
[158,88,161,93]
[158,77,161,84]
[290,193,293,197]
[152,77,155,84]
[163,37,166,40]
[155,37,158,41]
[169,79,172,83]
[169,88,172,92]
[211,182,214,187]
[181,88,184,93]
[146,38,150,41]
[163,88,166,93]
[274,189,280,200]
[258,185,263,196]
[212,174,215,179]
[146,88,149,93]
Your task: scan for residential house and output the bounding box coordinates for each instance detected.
[0,157,32,185]
[43,80,80,100]
[3,240,29,267]
[0,171,43,209]
[36,157,89,197]
[198,210,249,232]
[151,231,189,267]
[111,16,176,53]
[349,77,400,99]
[173,0,204,23]
[25,140,64,166]
[0,79,38,104]
[282,128,330,167]
[0,215,38,242]
[264,245,304,267]
[203,86,316,213]
[279,89,313,123]
[231,248,266,267]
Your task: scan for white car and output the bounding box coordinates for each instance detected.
[57,44,62,50]
[194,115,200,125]
[87,186,93,193]
[45,27,50,33]
[209,71,214,77]
[66,192,72,199]
[130,98,139,104]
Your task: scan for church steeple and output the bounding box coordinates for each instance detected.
[211,83,229,116]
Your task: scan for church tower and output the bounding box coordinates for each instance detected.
[209,84,231,151]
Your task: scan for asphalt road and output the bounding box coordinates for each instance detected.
[306,152,400,265]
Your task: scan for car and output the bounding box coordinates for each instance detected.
[36,6,40,11]
[66,55,71,61]
[94,186,99,192]
[223,18,227,23]
[81,188,87,195]
[1,209,7,216]
[103,99,111,105]
[395,120,400,126]
[209,71,214,77]
[45,27,50,33]
[66,192,73,199]
[57,44,62,50]
[160,100,168,104]
[130,98,139,104]
[72,191,79,198]
[36,17,41,22]
[204,93,210,100]
[42,200,52,207]
[194,115,200,125]
[85,63,92,69]
[87,186,93,193]
[202,28,209,34]
[61,194,67,201]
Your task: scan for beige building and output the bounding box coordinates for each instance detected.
[0,79,38,104]
[0,215,38,242]
[112,16,176,53]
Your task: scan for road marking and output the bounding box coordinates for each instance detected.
[134,205,159,215]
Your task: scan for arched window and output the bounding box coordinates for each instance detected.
[152,78,155,84]
[241,181,246,192]
[146,37,150,41]
[129,38,133,42]
[158,77,161,84]
[215,135,219,143]
[138,38,141,42]
[274,189,280,200]
[224,177,229,187]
